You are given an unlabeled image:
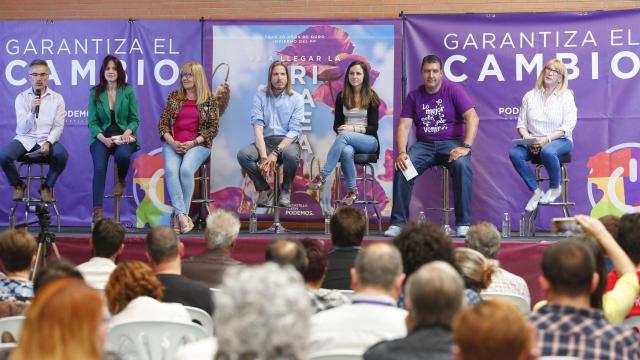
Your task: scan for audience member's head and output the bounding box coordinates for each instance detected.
[215,263,311,359]
[453,299,534,360]
[352,243,404,296]
[91,219,125,259]
[617,213,640,265]
[33,259,84,294]
[11,279,104,360]
[393,222,456,277]
[300,238,328,288]
[454,248,498,292]
[405,261,464,331]
[330,207,366,247]
[146,225,182,265]
[599,214,620,242]
[568,233,606,309]
[465,222,501,259]
[105,261,164,315]
[265,238,307,274]
[205,209,240,250]
[0,229,36,273]
[541,239,596,299]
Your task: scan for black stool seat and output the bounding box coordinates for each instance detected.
[18,152,50,164]
[354,153,378,164]
[531,152,572,165]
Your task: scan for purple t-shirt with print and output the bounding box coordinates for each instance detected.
[400,80,474,142]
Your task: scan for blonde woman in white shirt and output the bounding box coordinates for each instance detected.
[509,59,577,212]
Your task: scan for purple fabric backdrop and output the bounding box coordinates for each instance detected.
[405,10,640,230]
[0,20,201,227]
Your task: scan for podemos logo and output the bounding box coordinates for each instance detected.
[587,143,640,217]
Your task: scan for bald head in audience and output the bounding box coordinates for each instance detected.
[265,238,307,274]
[352,243,405,299]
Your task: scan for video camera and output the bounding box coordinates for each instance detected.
[34,204,55,245]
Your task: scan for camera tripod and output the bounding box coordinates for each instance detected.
[28,204,61,280]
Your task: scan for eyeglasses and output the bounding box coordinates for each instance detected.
[545,67,561,76]
[29,73,49,78]
[181,73,194,79]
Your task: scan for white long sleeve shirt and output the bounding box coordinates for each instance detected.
[516,87,577,141]
[14,86,65,150]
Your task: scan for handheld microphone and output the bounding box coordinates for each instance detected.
[34,89,41,118]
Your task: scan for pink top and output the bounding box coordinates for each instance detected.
[173,99,198,142]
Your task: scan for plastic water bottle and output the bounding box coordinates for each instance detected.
[519,212,527,237]
[418,211,427,225]
[324,211,331,235]
[249,209,257,233]
[502,212,511,238]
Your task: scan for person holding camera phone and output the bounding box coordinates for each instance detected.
[88,55,140,225]
[509,59,577,213]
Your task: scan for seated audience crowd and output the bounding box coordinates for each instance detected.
[2,209,640,360]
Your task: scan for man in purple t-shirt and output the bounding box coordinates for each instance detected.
[384,55,479,238]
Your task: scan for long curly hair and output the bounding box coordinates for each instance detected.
[105,260,164,315]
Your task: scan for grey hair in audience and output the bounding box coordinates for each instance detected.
[205,209,240,249]
[355,243,403,291]
[214,263,311,360]
[465,222,501,259]
[265,238,307,274]
[406,261,464,328]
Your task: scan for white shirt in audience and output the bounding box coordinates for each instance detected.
[109,296,191,327]
[309,293,407,357]
[174,337,218,360]
[76,257,116,290]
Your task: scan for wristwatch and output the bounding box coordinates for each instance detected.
[463,143,472,149]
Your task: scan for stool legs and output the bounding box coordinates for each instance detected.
[426,167,455,236]
[334,162,383,235]
[528,164,574,236]
[258,164,295,234]
[9,162,61,232]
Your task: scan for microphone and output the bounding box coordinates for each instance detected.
[34,89,41,119]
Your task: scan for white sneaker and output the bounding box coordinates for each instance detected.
[456,225,470,237]
[540,186,562,204]
[384,225,401,237]
[525,188,545,212]
[279,189,291,207]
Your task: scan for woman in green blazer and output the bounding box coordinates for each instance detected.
[88,55,140,224]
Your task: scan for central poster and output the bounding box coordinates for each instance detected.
[204,20,401,220]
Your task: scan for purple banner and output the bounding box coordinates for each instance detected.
[0,20,201,227]
[405,10,640,229]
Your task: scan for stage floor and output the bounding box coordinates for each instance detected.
[2,226,560,304]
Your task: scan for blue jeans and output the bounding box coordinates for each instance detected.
[390,139,472,227]
[90,140,138,208]
[236,136,301,192]
[320,132,378,191]
[0,139,68,188]
[162,143,211,216]
[509,138,572,191]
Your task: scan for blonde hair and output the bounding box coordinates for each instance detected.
[266,61,293,97]
[11,279,103,360]
[453,299,533,360]
[454,247,498,292]
[177,62,211,105]
[535,59,570,92]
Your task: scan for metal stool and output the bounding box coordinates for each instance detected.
[425,166,455,236]
[256,162,294,234]
[191,161,214,229]
[334,153,382,235]
[9,153,61,232]
[103,161,133,223]
[528,153,574,236]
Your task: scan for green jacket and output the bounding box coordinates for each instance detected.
[88,85,140,144]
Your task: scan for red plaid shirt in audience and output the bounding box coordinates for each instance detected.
[530,303,640,359]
